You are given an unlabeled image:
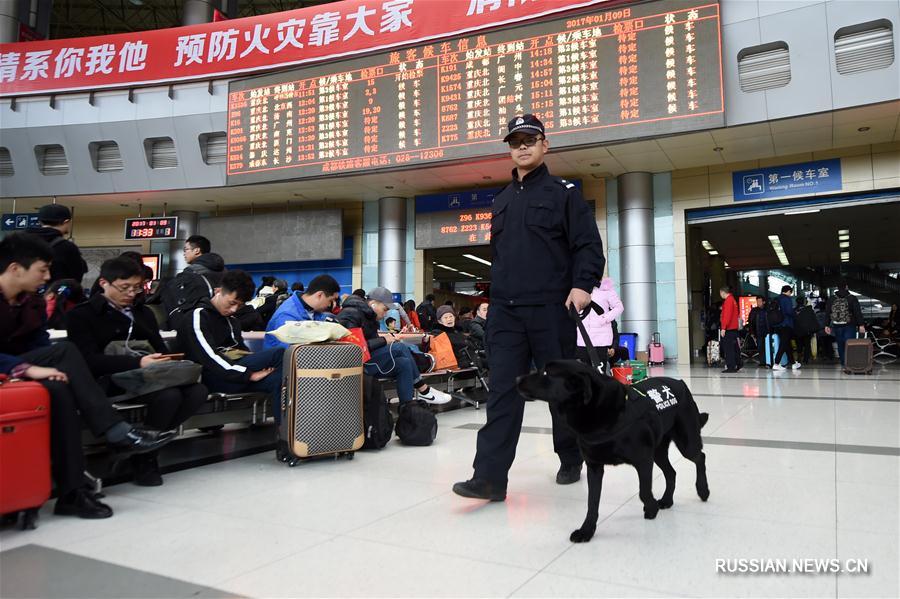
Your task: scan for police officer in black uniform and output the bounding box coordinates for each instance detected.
[453,114,606,501]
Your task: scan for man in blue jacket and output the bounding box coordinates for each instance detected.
[772,285,801,370]
[264,274,341,349]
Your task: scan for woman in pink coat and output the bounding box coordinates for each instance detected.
[575,277,625,365]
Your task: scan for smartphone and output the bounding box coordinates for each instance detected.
[158,353,185,360]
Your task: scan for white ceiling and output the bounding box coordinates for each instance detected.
[3,100,898,217]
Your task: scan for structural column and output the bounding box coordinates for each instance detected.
[182,0,215,25]
[378,197,407,296]
[0,0,19,43]
[164,210,199,277]
[617,172,657,352]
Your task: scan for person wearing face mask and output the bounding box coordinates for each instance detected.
[66,257,208,486]
[177,270,285,420]
[336,286,451,405]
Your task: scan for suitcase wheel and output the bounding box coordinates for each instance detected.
[346,453,355,461]
[287,457,302,467]
[21,508,39,530]
[1,513,18,527]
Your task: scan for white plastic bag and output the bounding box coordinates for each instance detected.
[268,320,351,345]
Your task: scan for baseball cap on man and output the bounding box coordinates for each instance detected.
[503,114,545,142]
[38,204,72,222]
[367,286,396,307]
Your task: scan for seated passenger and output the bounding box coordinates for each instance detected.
[468,303,489,350]
[264,274,340,349]
[432,306,473,368]
[0,233,174,519]
[43,278,85,329]
[177,270,285,421]
[66,257,208,486]
[385,317,398,333]
[336,286,450,405]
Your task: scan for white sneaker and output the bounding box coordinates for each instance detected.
[771,364,785,371]
[417,387,452,405]
[791,362,802,370]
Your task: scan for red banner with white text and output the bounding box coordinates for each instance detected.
[0,0,615,97]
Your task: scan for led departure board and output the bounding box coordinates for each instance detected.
[227,0,723,185]
[124,217,178,240]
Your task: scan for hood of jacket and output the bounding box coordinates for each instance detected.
[25,226,63,243]
[340,294,377,320]
[185,253,225,275]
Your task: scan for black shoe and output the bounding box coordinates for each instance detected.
[721,368,738,373]
[556,464,582,485]
[54,489,113,519]
[131,453,163,487]
[452,478,506,501]
[108,427,176,457]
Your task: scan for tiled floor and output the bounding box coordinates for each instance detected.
[1,364,898,598]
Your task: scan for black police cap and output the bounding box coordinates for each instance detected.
[503,114,545,142]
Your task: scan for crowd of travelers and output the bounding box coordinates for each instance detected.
[712,281,894,374]
[0,206,495,522]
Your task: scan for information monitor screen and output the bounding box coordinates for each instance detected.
[226,0,724,185]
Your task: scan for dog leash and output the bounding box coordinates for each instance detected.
[569,305,605,372]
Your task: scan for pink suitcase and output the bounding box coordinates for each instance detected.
[649,333,665,365]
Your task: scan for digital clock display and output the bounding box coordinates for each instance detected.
[124,217,179,241]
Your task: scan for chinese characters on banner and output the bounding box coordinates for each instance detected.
[227,0,725,184]
[1,0,622,96]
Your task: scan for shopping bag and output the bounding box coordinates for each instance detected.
[428,332,458,370]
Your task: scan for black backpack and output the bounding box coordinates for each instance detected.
[161,271,220,328]
[766,298,784,326]
[395,399,437,446]
[362,376,393,449]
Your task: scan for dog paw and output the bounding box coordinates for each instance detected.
[697,486,710,502]
[643,506,659,520]
[657,497,674,509]
[569,527,595,543]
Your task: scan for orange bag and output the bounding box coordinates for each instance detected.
[428,332,458,370]
[341,328,371,362]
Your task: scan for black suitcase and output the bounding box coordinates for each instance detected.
[277,342,365,466]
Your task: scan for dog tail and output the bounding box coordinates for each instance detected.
[699,413,709,428]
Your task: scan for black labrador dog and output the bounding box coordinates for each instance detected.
[518,360,710,543]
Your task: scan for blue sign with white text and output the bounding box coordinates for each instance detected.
[415,189,502,214]
[732,159,841,202]
[1,213,40,231]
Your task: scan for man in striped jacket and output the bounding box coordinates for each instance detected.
[178,269,284,420]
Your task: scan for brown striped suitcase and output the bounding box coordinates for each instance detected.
[844,337,873,375]
[276,342,365,466]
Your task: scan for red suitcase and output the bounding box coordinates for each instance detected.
[0,375,51,529]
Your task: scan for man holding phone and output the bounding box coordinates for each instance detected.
[67,256,208,486]
[178,270,285,421]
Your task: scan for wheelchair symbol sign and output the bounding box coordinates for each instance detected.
[742,174,765,195]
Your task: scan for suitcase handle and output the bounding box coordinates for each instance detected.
[0,410,48,425]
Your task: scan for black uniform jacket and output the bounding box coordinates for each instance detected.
[490,164,606,306]
[66,293,169,376]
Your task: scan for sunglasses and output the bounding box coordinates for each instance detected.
[507,136,544,149]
